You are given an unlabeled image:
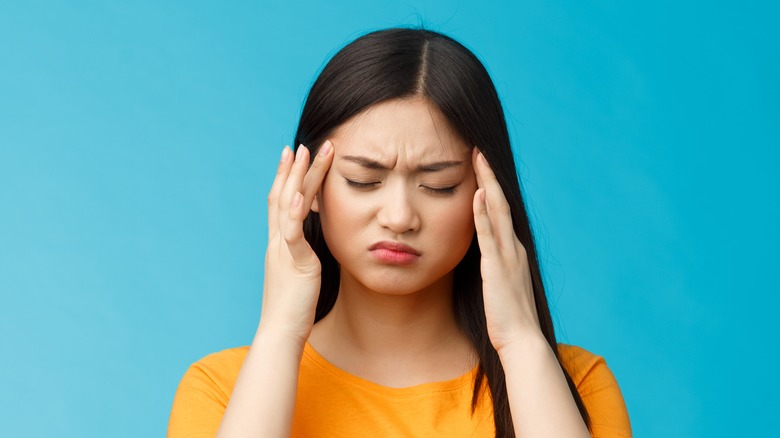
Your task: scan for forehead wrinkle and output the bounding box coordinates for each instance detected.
[337,154,465,173]
[395,101,457,168]
[332,99,467,171]
[334,106,402,168]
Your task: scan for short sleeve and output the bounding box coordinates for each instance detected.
[167,347,249,438]
[559,344,632,438]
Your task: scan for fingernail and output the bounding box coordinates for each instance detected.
[280,146,291,163]
[479,153,488,167]
[319,140,331,157]
[296,145,306,162]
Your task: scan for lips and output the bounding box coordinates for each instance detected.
[368,241,421,265]
[368,241,421,255]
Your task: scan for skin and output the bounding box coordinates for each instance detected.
[308,98,478,386]
[215,97,590,437]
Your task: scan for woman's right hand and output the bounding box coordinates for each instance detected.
[259,141,334,347]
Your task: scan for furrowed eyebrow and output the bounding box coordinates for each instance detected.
[340,155,464,172]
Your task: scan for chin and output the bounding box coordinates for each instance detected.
[349,268,453,297]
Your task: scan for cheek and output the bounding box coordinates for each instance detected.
[317,176,361,239]
[451,184,478,243]
[452,198,476,235]
[452,179,478,226]
[429,192,476,238]
[317,173,342,212]
[448,193,477,258]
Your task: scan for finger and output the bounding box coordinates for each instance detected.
[475,152,515,247]
[473,188,499,258]
[472,147,485,190]
[278,145,310,239]
[284,191,314,264]
[267,146,293,238]
[300,140,334,211]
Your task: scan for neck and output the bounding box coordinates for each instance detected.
[308,270,476,386]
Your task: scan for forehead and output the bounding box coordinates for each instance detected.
[330,97,470,163]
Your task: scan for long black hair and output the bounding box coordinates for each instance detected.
[293,27,590,437]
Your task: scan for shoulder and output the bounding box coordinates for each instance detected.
[556,343,607,386]
[190,346,250,375]
[168,346,251,437]
[556,344,633,437]
[176,346,250,400]
[184,346,249,396]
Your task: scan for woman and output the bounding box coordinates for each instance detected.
[168,28,631,437]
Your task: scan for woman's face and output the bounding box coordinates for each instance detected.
[312,97,478,296]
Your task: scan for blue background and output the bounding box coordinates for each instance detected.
[1,1,777,436]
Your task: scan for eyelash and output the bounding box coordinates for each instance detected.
[344,179,457,195]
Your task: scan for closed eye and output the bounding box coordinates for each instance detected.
[344,179,457,195]
[421,186,457,195]
[344,179,379,189]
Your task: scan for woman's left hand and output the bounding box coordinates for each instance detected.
[472,148,543,353]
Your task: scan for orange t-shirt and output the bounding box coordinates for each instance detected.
[168,343,631,437]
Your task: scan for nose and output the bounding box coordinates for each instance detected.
[376,183,421,234]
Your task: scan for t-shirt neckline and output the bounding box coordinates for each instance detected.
[303,341,480,398]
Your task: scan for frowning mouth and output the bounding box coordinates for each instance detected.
[368,241,421,265]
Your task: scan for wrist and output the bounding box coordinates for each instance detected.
[254,323,309,356]
[495,329,551,364]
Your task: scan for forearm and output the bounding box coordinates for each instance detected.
[215,328,304,438]
[499,332,590,438]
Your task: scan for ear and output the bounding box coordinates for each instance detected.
[311,191,321,213]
